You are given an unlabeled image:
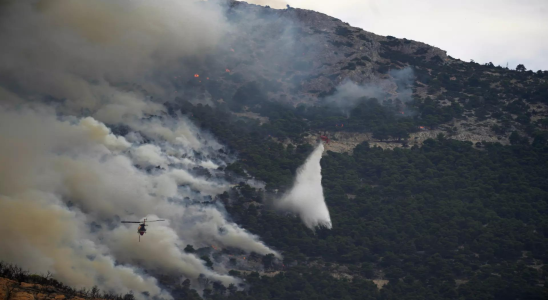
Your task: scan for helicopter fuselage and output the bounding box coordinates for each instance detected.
[138,224,146,235]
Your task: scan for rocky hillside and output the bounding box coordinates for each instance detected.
[178,1,547,148]
[188,0,448,105]
[1,277,85,300]
[0,263,136,300]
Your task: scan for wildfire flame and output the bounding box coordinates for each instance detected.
[206,77,209,80]
[194,74,199,78]
[400,111,404,114]
[231,48,235,52]
[225,69,230,73]
[419,126,425,129]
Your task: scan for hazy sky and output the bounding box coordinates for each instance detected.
[245,0,548,71]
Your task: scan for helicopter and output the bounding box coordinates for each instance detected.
[121,218,165,242]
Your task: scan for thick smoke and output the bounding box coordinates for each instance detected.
[0,0,279,297]
[0,104,280,295]
[0,194,169,298]
[324,66,415,113]
[276,143,332,229]
[0,0,226,108]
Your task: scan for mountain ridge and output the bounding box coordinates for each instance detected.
[179,1,547,149]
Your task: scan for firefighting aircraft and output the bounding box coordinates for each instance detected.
[319,131,329,144]
[320,135,329,144]
[121,218,165,242]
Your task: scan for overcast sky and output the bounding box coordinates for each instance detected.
[245,0,548,71]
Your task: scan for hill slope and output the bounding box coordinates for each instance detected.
[180,1,547,148]
[1,1,547,300]
[169,3,548,300]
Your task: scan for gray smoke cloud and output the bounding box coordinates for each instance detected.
[0,104,281,297]
[0,0,279,297]
[324,66,415,113]
[0,0,226,109]
[276,143,332,229]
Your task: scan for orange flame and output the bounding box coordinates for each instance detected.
[206,77,209,80]
[419,126,425,129]
[225,69,230,73]
[231,48,235,52]
[400,111,404,114]
[194,74,199,78]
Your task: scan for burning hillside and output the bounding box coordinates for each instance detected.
[181,0,448,109]
[0,0,288,298]
[1,1,546,300]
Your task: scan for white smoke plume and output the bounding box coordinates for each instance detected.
[131,144,169,168]
[0,103,278,298]
[276,143,332,229]
[0,0,279,297]
[324,66,415,114]
[106,217,238,286]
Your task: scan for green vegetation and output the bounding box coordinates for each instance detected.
[221,137,548,300]
[177,100,313,190]
[177,96,426,191]
[154,34,548,297]
[380,38,548,139]
[172,51,548,296]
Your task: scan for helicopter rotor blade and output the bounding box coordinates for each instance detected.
[145,220,165,222]
[121,221,142,223]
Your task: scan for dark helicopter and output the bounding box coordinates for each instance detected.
[121,218,165,242]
